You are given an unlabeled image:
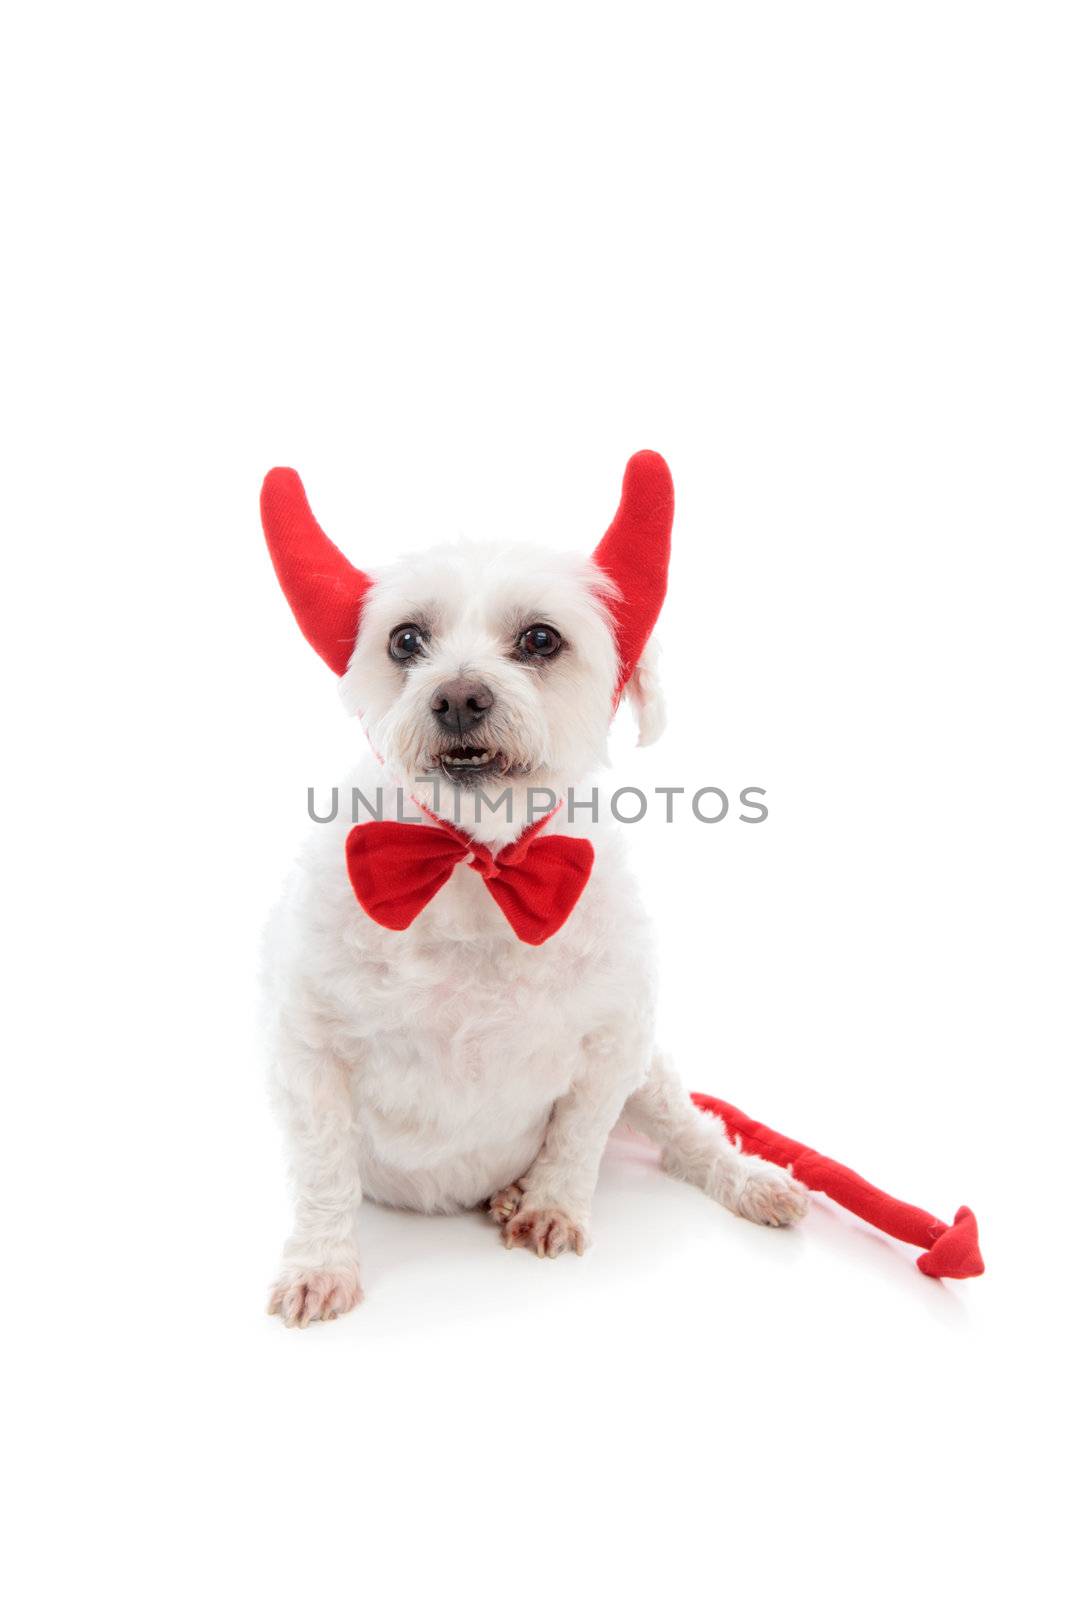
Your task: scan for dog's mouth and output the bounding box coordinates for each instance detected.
[432,746,512,785]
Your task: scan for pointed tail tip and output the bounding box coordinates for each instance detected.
[917,1206,985,1279]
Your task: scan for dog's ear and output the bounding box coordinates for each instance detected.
[624,634,667,746]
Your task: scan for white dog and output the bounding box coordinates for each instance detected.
[261,454,808,1326]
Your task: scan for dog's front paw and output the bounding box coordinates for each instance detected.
[732,1162,809,1228]
[267,1265,364,1327]
[502,1204,587,1258]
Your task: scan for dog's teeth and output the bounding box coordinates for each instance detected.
[442,750,495,767]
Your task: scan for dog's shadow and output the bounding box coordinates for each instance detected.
[327,1129,968,1341]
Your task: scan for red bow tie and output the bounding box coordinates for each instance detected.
[345,811,594,946]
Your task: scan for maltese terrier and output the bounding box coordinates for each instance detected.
[261,453,808,1326]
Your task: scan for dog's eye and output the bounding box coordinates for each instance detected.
[518,625,562,658]
[389,625,427,662]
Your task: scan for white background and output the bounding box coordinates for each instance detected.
[3,3,1064,1596]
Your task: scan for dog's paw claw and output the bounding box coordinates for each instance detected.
[267,1267,363,1327]
[488,1182,526,1224]
[501,1205,587,1258]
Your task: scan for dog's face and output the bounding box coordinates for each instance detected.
[342,541,655,817]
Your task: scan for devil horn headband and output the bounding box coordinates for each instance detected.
[259,468,373,676]
[590,450,674,697]
[260,452,674,689]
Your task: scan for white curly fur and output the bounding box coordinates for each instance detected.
[265,537,807,1325]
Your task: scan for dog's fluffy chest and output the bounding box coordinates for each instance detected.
[269,798,654,1210]
[331,899,611,1208]
[351,888,606,1127]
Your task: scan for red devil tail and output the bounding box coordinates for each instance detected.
[692,1094,984,1280]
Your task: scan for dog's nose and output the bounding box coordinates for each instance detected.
[430,678,495,738]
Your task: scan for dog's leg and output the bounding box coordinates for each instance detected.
[492,1031,647,1257]
[623,1052,809,1226]
[267,1016,364,1326]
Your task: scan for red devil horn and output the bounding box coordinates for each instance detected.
[260,468,372,674]
[592,451,674,697]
